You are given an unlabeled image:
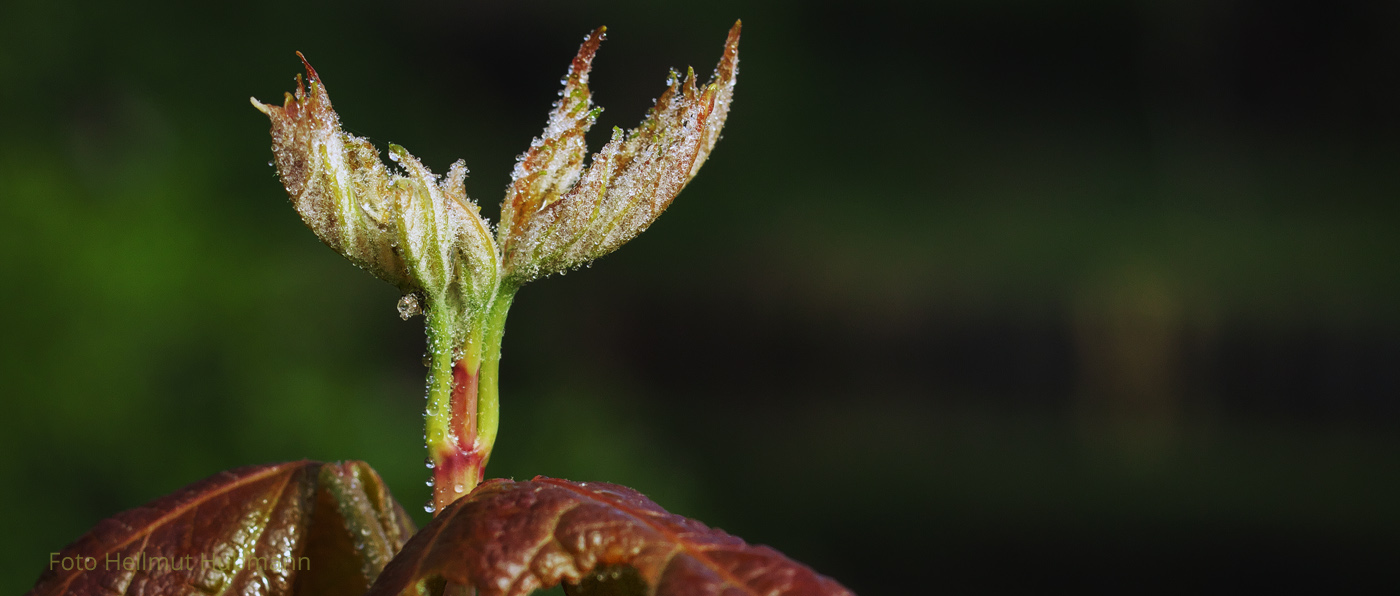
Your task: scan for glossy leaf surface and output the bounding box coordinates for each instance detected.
[368,477,854,596]
[29,461,415,596]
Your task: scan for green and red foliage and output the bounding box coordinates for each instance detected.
[30,21,854,596]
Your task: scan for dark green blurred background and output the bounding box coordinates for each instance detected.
[4,0,1399,592]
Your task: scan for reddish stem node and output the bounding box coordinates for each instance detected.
[431,359,486,514]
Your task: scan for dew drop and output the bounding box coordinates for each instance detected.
[424,502,435,514]
[397,293,423,320]
[454,483,464,494]
[425,458,435,470]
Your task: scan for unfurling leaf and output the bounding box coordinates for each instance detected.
[367,477,854,596]
[29,461,416,596]
[499,21,741,285]
[251,58,499,314]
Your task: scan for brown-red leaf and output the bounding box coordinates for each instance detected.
[29,460,416,596]
[367,477,854,596]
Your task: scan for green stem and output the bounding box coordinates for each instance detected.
[424,287,516,515]
[423,295,462,514]
[475,289,515,466]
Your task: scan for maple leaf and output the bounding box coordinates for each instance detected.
[369,477,852,596]
[29,461,416,596]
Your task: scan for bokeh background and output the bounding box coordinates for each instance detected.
[3,0,1399,592]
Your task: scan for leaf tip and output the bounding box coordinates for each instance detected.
[718,21,741,81]
[295,50,321,82]
[566,27,607,90]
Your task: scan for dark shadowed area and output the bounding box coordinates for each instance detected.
[3,0,1398,593]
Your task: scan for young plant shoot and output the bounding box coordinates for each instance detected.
[251,24,739,514]
[32,22,856,596]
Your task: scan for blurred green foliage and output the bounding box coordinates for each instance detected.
[2,0,1398,592]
